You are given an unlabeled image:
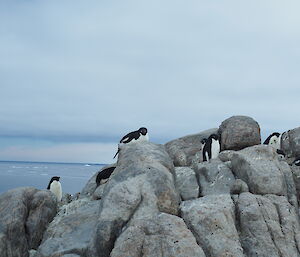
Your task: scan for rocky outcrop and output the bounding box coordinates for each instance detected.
[181,194,244,257]
[235,192,300,257]
[219,115,261,151]
[193,158,235,196]
[165,128,218,166]
[2,118,300,257]
[0,187,57,257]
[281,127,300,160]
[111,213,205,257]
[174,167,199,200]
[36,199,99,257]
[88,142,181,256]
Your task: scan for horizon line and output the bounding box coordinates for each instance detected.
[0,160,105,165]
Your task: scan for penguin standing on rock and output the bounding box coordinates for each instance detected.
[263,132,281,150]
[47,176,62,202]
[113,127,149,158]
[202,134,220,162]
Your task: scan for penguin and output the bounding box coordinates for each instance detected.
[263,132,281,150]
[113,127,149,158]
[293,158,300,166]
[96,166,116,186]
[47,176,62,202]
[202,134,220,162]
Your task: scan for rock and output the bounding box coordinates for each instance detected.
[235,192,300,257]
[218,115,261,151]
[81,163,117,196]
[180,194,244,257]
[87,142,180,257]
[291,165,300,204]
[230,179,249,194]
[110,213,206,257]
[230,145,288,196]
[174,167,199,200]
[165,128,218,166]
[0,187,57,257]
[193,158,235,196]
[36,198,99,257]
[92,184,105,200]
[218,150,236,162]
[281,127,300,160]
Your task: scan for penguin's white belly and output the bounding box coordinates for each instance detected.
[50,181,62,201]
[211,139,220,159]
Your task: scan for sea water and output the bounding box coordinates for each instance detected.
[0,161,104,195]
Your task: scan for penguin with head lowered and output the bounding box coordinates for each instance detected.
[263,132,281,150]
[96,166,116,186]
[202,134,220,162]
[113,127,149,158]
[47,176,62,202]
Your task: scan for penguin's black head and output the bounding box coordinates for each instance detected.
[271,132,281,138]
[52,176,60,181]
[210,134,219,140]
[201,138,207,144]
[139,127,148,135]
[47,176,60,189]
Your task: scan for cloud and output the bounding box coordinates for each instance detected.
[0,1,300,162]
[0,142,116,164]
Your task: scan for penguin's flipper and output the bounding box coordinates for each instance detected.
[113,148,120,159]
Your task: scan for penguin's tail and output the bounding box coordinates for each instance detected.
[113,148,120,159]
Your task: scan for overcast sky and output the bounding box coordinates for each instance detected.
[0,1,299,163]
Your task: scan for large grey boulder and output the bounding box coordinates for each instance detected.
[0,187,57,257]
[174,167,199,200]
[180,194,244,257]
[165,128,218,166]
[87,142,181,257]
[230,145,289,196]
[110,213,205,257]
[219,115,261,151]
[235,192,300,257]
[281,127,300,160]
[36,198,99,257]
[193,158,235,196]
[291,164,300,204]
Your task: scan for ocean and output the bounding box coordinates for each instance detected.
[0,161,105,195]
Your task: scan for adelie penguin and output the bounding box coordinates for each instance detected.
[263,132,281,150]
[96,166,116,186]
[113,127,149,158]
[202,134,220,162]
[47,176,62,202]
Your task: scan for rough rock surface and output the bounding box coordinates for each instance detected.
[230,145,288,196]
[193,158,235,196]
[235,192,300,257]
[111,213,205,257]
[165,128,218,166]
[3,118,300,257]
[281,127,300,160]
[88,142,182,256]
[36,198,99,257]
[174,167,199,200]
[0,187,57,257]
[219,115,261,151]
[180,194,245,257]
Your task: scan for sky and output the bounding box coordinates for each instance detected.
[0,0,299,164]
